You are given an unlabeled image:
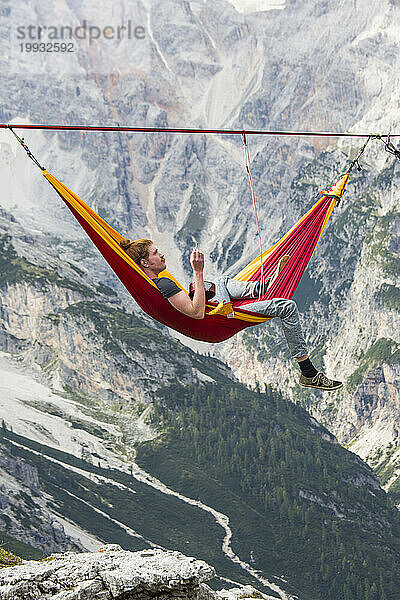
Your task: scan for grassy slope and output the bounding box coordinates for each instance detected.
[0,427,262,589]
[136,381,400,600]
[0,531,41,564]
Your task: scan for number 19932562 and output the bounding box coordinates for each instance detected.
[20,42,74,52]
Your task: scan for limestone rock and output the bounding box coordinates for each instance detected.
[215,585,279,600]
[0,545,216,600]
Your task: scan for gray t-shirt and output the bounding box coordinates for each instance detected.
[153,277,181,299]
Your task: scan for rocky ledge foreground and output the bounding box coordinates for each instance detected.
[0,544,272,600]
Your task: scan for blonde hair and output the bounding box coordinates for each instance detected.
[120,238,153,265]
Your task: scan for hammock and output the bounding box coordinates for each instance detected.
[42,170,349,343]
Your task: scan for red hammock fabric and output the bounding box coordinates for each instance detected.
[234,193,336,306]
[43,171,349,343]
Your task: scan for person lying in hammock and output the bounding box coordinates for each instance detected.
[120,238,343,392]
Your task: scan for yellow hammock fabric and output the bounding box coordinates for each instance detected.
[43,171,349,342]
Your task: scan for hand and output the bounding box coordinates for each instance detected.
[190,248,204,273]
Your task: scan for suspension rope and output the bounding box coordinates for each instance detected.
[313,136,377,206]
[348,134,376,173]
[375,134,400,161]
[6,123,400,267]
[242,131,264,298]
[2,123,400,137]
[7,125,46,171]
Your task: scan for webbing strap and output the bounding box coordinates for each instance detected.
[2,123,400,137]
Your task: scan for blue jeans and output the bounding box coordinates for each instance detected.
[214,276,308,359]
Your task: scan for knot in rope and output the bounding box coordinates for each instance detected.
[375,133,400,161]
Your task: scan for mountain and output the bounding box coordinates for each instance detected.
[0,0,399,598]
[0,209,399,599]
[1,0,398,482]
[220,148,400,505]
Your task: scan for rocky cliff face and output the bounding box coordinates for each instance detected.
[1,1,398,484]
[217,147,400,500]
[0,440,86,555]
[0,0,399,593]
[0,210,233,405]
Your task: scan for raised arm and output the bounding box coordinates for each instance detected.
[167,248,205,319]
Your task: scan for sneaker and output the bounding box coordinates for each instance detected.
[299,372,343,391]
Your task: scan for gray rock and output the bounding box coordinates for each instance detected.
[0,545,216,600]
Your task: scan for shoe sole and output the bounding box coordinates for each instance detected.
[299,382,343,391]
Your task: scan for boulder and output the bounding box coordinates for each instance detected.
[0,544,216,600]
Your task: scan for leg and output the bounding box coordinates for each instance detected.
[209,276,258,317]
[213,254,291,304]
[250,297,342,390]
[248,297,308,359]
[214,276,258,303]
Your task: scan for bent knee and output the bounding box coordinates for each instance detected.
[280,298,298,316]
[214,275,228,285]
